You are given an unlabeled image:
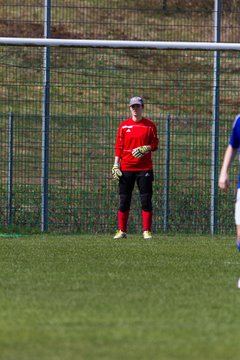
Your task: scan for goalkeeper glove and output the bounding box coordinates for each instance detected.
[112,164,122,180]
[132,146,150,158]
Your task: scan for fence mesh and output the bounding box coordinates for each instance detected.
[1,1,240,42]
[0,1,240,233]
[0,45,239,233]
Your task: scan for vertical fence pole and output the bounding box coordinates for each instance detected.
[7,112,13,226]
[41,0,51,232]
[164,114,170,231]
[211,0,221,235]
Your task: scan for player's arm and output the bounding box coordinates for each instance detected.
[112,126,124,180]
[218,144,237,190]
[132,123,159,158]
[149,123,159,152]
[113,156,121,167]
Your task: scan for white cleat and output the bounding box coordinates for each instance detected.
[113,230,127,239]
[143,231,152,239]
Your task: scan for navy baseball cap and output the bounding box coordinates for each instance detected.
[129,96,144,106]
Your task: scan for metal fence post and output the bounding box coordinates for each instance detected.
[164,114,170,231]
[41,0,51,232]
[7,112,13,226]
[211,0,221,235]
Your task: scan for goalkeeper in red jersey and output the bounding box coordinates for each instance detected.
[112,96,159,239]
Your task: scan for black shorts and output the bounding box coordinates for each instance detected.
[119,170,153,196]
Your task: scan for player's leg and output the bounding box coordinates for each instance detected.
[114,171,135,239]
[137,170,153,239]
[235,188,240,251]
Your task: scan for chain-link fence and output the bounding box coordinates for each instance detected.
[0,45,239,234]
[0,2,239,234]
[1,1,240,42]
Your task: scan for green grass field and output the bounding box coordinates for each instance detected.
[1,234,240,360]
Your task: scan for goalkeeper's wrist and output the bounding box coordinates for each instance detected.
[113,163,120,167]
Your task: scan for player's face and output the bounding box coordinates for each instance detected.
[130,104,143,118]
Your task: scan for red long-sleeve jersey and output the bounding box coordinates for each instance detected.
[115,117,159,171]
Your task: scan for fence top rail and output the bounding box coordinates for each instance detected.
[1,38,240,51]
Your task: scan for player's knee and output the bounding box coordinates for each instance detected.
[119,194,131,212]
[140,193,152,211]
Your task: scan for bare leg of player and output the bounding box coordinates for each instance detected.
[236,225,240,252]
